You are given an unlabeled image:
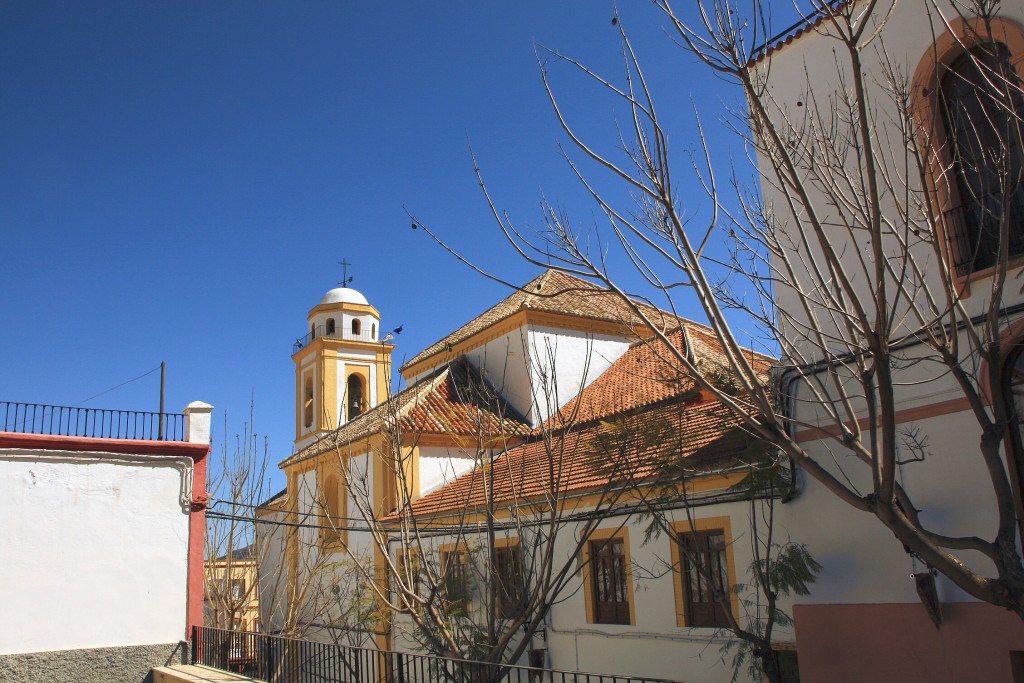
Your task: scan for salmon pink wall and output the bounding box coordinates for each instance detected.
[794,603,1024,682]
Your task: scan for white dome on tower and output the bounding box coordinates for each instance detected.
[319,287,369,306]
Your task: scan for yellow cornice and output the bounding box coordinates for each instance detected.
[205,558,258,570]
[282,431,384,471]
[321,339,395,354]
[292,338,395,361]
[292,344,317,364]
[309,302,380,318]
[402,308,648,380]
[283,457,318,476]
[255,503,285,517]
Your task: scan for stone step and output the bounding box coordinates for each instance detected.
[151,664,262,683]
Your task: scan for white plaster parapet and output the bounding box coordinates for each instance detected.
[183,402,214,445]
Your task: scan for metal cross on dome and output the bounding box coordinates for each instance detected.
[338,258,353,287]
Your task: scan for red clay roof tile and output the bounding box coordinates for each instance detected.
[279,357,530,469]
[403,397,744,518]
[748,1,854,66]
[400,270,674,374]
[402,326,771,518]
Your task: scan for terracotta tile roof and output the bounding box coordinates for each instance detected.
[283,267,776,515]
[401,358,530,439]
[402,396,746,519]
[398,317,776,518]
[400,270,673,374]
[549,327,773,428]
[748,1,852,66]
[548,330,691,428]
[278,357,530,468]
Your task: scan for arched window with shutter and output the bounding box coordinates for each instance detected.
[938,44,1024,275]
[912,18,1024,280]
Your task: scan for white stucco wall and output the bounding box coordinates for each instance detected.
[462,325,632,428]
[525,326,632,426]
[417,445,478,495]
[777,378,1006,605]
[0,452,191,655]
[296,468,320,554]
[755,0,1024,338]
[382,498,779,683]
[461,328,533,421]
[752,0,1024,611]
[255,503,289,635]
[545,504,786,683]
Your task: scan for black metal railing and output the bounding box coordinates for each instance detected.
[0,401,185,441]
[945,183,1024,277]
[294,323,379,353]
[192,626,685,683]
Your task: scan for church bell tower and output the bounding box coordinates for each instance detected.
[292,274,394,451]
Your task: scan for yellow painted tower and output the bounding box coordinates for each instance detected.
[292,284,394,451]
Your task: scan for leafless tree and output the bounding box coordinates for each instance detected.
[416,0,1024,619]
[253,476,375,643]
[581,351,817,683]
[322,345,643,677]
[204,408,271,633]
[205,407,349,643]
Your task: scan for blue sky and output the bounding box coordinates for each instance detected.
[0,2,800,493]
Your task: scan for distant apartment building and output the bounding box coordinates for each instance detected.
[205,543,262,633]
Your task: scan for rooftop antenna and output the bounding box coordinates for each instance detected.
[338,258,354,287]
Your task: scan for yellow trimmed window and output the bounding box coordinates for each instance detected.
[493,542,524,619]
[671,516,739,628]
[440,547,471,617]
[582,528,634,626]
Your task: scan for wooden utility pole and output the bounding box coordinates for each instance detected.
[159,361,166,439]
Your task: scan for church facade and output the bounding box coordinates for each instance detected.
[257,270,787,683]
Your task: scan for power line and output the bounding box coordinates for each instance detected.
[74,364,163,407]
[205,486,761,537]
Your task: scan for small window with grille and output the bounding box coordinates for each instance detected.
[938,44,1024,277]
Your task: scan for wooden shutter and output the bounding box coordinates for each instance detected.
[680,530,729,627]
[494,545,524,618]
[940,45,1024,275]
[442,550,470,616]
[590,538,630,624]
